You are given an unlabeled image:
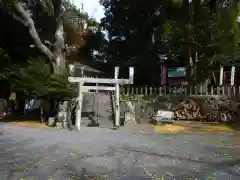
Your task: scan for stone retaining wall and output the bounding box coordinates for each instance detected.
[120,95,240,123]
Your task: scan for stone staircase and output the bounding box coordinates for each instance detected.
[96,92,115,128]
[81,93,95,126]
[81,92,114,128]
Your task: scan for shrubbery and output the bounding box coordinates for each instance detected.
[10,58,76,101]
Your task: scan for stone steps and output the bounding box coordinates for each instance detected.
[95,93,114,128]
[81,93,114,128]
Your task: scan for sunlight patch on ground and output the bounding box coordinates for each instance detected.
[153,124,237,134]
[203,125,234,132]
[153,124,190,133]
[8,121,50,129]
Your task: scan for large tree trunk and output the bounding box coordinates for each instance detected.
[184,0,200,86]
[13,1,66,74]
[187,48,194,85]
[53,21,66,74]
[13,2,55,61]
[50,21,66,125]
[185,46,197,85]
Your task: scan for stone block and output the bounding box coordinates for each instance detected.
[48,117,55,126]
[155,110,175,124]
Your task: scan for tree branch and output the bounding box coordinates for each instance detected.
[38,0,54,16]
[13,1,55,61]
[55,0,63,20]
[53,0,65,56]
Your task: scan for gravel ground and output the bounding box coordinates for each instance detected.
[0,123,240,179]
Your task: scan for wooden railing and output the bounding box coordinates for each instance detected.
[120,85,240,97]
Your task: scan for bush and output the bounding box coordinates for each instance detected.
[11,58,76,101]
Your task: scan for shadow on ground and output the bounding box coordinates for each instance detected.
[0,109,41,122]
[225,122,240,131]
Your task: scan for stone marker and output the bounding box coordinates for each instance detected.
[48,117,55,126]
[0,99,7,117]
[124,111,136,125]
[155,110,175,124]
[57,101,68,128]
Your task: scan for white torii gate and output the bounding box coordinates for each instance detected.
[68,67,134,131]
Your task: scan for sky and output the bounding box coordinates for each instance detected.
[73,0,105,22]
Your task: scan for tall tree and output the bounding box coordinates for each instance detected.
[0,0,86,74]
[0,0,67,73]
[100,0,240,85]
[173,0,240,84]
[0,0,102,73]
[100,0,174,84]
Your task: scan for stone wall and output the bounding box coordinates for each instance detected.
[70,93,240,127]
[120,95,240,123]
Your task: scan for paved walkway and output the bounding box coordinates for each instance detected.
[0,124,240,179]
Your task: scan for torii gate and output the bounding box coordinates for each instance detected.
[68,67,134,131]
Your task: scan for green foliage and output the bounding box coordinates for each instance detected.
[47,73,76,100]
[121,94,156,106]
[171,0,183,7]
[12,58,76,100]
[0,48,15,80]
[63,1,99,28]
[100,0,240,84]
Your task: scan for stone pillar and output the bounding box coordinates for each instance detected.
[56,101,68,128]
[124,101,136,125]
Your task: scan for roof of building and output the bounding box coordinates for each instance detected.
[74,62,102,73]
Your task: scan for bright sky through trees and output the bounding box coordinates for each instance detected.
[73,0,104,22]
